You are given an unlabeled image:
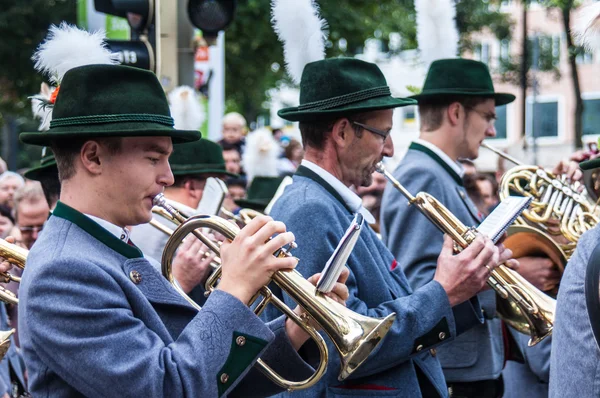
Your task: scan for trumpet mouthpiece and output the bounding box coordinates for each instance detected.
[375,162,385,173]
[152,193,166,207]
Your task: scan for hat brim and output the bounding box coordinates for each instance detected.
[171,168,239,178]
[20,122,201,146]
[580,157,600,170]
[410,90,516,106]
[234,199,269,212]
[24,161,58,181]
[278,96,416,122]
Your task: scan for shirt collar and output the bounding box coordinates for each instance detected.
[414,139,465,178]
[300,160,376,224]
[84,214,130,243]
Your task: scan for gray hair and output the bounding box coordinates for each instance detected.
[0,171,24,186]
[222,112,247,128]
[13,182,45,221]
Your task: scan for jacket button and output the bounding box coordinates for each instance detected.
[236,336,246,347]
[130,270,142,284]
[416,344,424,352]
[439,332,446,340]
[220,373,229,384]
[430,348,437,357]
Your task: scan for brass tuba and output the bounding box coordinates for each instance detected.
[153,194,397,391]
[376,163,554,346]
[482,142,598,260]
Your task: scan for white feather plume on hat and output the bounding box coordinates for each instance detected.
[32,22,117,84]
[271,0,328,84]
[29,23,118,121]
[242,128,281,183]
[31,82,55,131]
[572,2,600,51]
[168,86,205,131]
[415,0,459,68]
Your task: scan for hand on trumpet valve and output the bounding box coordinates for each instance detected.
[0,237,17,279]
[553,158,583,185]
[434,235,509,307]
[286,266,351,351]
[217,215,298,305]
[172,235,216,294]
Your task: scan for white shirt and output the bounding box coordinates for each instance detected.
[301,160,376,224]
[414,138,465,178]
[84,214,131,243]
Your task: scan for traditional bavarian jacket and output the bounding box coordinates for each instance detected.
[381,141,504,383]
[265,161,483,397]
[18,201,316,397]
[550,226,600,397]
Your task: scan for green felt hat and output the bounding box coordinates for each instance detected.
[278,58,416,122]
[24,147,58,181]
[20,64,201,146]
[235,176,284,211]
[410,58,516,106]
[171,138,238,177]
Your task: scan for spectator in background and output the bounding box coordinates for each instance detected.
[355,171,388,232]
[0,206,14,239]
[223,177,247,213]
[221,142,243,175]
[458,158,477,176]
[9,183,49,347]
[475,173,500,213]
[277,139,304,176]
[0,172,24,211]
[218,112,247,154]
[0,158,7,174]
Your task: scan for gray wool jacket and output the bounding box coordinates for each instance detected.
[381,143,504,383]
[18,201,316,397]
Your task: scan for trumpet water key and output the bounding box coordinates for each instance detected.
[376,163,555,346]
[152,193,397,391]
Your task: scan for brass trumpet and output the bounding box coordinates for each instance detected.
[0,239,28,305]
[376,163,554,346]
[482,142,598,258]
[153,194,396,391]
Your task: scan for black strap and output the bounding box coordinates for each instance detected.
[585,241,600,350]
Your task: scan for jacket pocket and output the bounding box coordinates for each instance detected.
[436,329,479,368]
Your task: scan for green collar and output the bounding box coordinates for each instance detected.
[295,166,354,214]
[52,201,143,259]
[409,142,463,186]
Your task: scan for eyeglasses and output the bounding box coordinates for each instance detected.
[351,121,391,139]
[18,225,44,234]
[464,106,497,127]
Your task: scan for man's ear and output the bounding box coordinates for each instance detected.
[331,118,352,148]
[79,140,103,175]
[447,102,462,126]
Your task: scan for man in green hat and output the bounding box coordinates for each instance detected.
[381,58,559,397]
[265,56,512,397]
[235,176,285,213]
[24,148,60,210]
[16,24,349,398]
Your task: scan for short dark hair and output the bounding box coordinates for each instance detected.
[0,205,14,224]
[172,174,205,188]
[37,170,61,208]
[221,142,241,154]
[418,96,491,132]
[51,137,122,181]
[298,112,371,150]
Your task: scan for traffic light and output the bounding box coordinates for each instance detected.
[187,0,236,44]
[93,0,157,71]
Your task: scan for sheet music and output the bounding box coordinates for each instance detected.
[477,196,533,243]
[316,213,364,293]
[196,177,228,216]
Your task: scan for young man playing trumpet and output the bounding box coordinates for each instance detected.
[16,24,349,397]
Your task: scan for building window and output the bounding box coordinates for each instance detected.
[526,100,559,138]
[528,35,560,70]
[499,39,510,63]
[492,105,508,139]
[583,98,600,136]
[474,42,491,66]
[576,48,594,65]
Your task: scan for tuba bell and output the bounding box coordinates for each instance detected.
[152,194,397,391]
[376,163,554,346]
